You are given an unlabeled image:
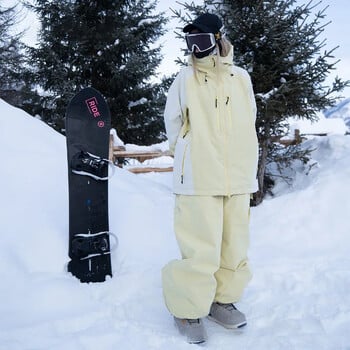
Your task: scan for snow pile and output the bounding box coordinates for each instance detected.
[249,134,350,349]
[0,98,349,349]
[124,141,168,153]
[287,111,348,137]
[110,128,169,152]
[110,128,125,147]
[324,97,350,129]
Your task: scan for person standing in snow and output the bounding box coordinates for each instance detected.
[162,13,258,344]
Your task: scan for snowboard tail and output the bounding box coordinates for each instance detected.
[68,254,111,283]
[66,87,113,283]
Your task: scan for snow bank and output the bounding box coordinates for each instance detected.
[248,134,350,349]
[110,128,170,152]
[324,98,350,129]
[287,111,348,136]
[0,98,349,349]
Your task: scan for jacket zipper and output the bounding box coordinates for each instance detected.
[215,97,220,131]
[181,143,189,184]
[182,108,190,138]
[226,96,232,129]
[223,96,230,194]
[181,108,190,184]
[224,124,229,194]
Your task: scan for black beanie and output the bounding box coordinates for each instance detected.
[183,13,223,36]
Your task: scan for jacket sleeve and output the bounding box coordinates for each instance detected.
[246,73,257,121]
[164,72,183,155]
[243,70,257,121]
[233,66,257,121]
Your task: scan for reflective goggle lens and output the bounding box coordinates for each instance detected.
[185,33,216,53]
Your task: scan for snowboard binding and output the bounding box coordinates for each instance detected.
[70,231,118,260]
[71,150,114,180]
[68,231,118,283]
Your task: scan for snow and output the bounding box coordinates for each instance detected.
[110,128,125,147]
[138,19,156,27]
[324,98,350,129]
[256,87,278,101]
[128,97,148,109]
[1,97,350,349]
[287,111,349,136]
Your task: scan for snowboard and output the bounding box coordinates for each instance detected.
[65,87,113,283]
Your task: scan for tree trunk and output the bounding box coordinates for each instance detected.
[253,138,269,206]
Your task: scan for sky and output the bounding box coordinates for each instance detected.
[3,0,350,97]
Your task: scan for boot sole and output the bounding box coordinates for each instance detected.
[207,315,247,329]
[189,340,206,345]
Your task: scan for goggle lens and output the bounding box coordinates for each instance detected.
[185,33,216,53]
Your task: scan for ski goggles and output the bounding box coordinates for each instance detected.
[185,33,216,53]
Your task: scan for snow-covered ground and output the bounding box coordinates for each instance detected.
[0,98,349,349]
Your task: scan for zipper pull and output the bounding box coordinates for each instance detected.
[215,98,218,108]
[226,96,229,105]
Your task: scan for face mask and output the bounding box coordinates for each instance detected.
[185,33,216,53]
[193,47,216,59]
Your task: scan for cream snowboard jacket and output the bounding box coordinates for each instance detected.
[164,46,258,195]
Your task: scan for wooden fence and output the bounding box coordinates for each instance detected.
[109,128,348,174]
[108,134,173,174]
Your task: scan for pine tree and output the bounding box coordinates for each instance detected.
[174,0,349,204]
[28,0,167,144]
[0,4,27,105]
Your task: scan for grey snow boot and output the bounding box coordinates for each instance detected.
[208,302,247,329]
[174,317,207,344]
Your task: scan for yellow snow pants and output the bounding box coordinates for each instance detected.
[162,194,252,319]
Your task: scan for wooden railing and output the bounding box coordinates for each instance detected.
[109,128,346,173]
[271,129,303,146]
[108,134,173,174]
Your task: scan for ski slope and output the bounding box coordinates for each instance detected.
[0,98,349,349]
